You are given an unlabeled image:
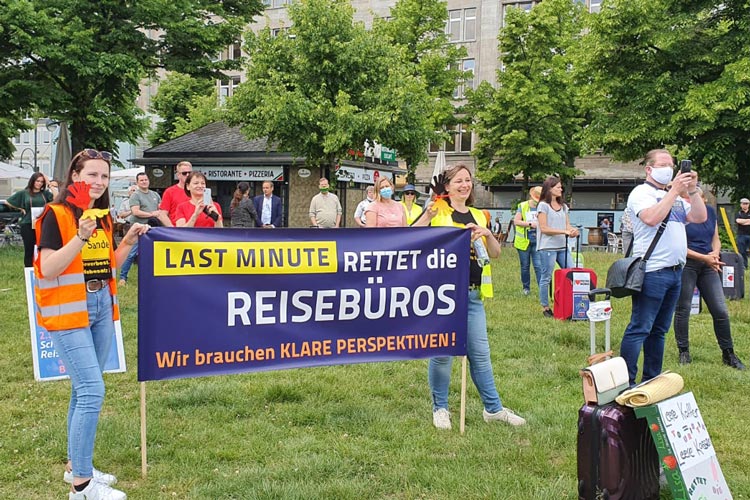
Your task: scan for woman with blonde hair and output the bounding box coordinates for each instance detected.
[365,177,406,227]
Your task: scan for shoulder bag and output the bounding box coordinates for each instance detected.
[605,210,671,298]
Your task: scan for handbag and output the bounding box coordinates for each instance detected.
[605,210,671,298]
[580,354,629,405]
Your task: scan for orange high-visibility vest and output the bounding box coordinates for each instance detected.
[34,204,120,331]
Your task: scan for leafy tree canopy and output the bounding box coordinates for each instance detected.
[467,0,586,190]
[226,0,434,172]
[0,0,262,158]
[148,73,216,146]
[373,0,467,169]
[577,0,750,200]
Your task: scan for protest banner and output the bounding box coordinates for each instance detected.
[24,267,126,381]
[137,227,470,381]
[136,227,471,474]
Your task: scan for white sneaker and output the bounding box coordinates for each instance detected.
[483,407,526,426]
[64,468,117,486]
[432,408,452,430]
[69,480,126,500]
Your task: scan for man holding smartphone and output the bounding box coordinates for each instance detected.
[620,150,707,387]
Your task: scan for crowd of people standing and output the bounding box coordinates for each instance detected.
[5,147,749,499]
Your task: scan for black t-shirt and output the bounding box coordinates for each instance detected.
[451,209,482,287]
[38,210,115,281]
[737,210,750,236]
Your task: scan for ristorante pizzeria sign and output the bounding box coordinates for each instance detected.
[193,166,284,181]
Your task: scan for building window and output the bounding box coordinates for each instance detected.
[219,42,242,61]
[453,59,475,99]
[589,0,601,13]
[464,8,477,41]
[430,123,472,153]
[219,76,242,104]
[502,2,533,27]
[457,124,472,152]
[446,8,477,42]
[447,10,461,42]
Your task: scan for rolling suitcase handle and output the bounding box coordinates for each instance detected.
[587,288,612,356]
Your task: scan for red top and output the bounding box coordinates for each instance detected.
[160,184,191,224]
[175,200,223,228]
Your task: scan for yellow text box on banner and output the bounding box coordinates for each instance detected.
[153,241,338,276]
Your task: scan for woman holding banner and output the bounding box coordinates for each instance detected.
[414,164,526,430]
[35,149,149,500]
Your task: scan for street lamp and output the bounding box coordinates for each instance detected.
[19,147,36,170]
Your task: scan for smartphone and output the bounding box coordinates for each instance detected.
[679,159,692,174]
[203,187,212,206]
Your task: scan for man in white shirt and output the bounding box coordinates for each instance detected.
[354,186,375,227]
[620,149,706,387]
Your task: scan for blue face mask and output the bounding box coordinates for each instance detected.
[380,187,393,199]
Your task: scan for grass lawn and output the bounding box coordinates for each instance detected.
[1,244,748,499]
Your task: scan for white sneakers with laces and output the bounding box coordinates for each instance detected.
[68,479,126,500]
[432,408,452,430]
[64,468,117,486]
[483,407,527,426]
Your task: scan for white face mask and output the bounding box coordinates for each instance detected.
[650,166,674,186]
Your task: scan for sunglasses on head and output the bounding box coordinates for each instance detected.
[79,149,113,162]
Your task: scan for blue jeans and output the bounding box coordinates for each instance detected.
[674,258,733,351]
[517,240,542,291]
[429,289,503,413]
[119,241,138,282]
[621,267,682,386]
[737,234,750,270]
[538,249,573,308]
[50,286,115,479]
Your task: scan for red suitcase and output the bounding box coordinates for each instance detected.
[553,234,597,320]
[577,402,660,500]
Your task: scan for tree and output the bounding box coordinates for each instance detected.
[148,73,216,146]
[373,0,467,175]
[0,0,262,158]
[226,0,434,175]
[577,0,750,200]
[470,0,586,191]
[467,0,586,193]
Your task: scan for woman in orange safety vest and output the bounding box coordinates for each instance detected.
[34,149,149,500]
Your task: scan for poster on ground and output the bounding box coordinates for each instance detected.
[24,267,126,382]
[138,227,470,381]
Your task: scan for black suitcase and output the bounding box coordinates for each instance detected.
[720,251,745,300]
[577,402,660,500]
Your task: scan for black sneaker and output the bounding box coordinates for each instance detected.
[679,351,692,365]
[722,350,746,370]
[542,309,554,318]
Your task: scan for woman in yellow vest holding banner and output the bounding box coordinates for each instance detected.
[415,164,526,430]
[35,149,149,500]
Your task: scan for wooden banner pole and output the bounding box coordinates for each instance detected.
[460,355,467,434]
[140,382,147,478]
